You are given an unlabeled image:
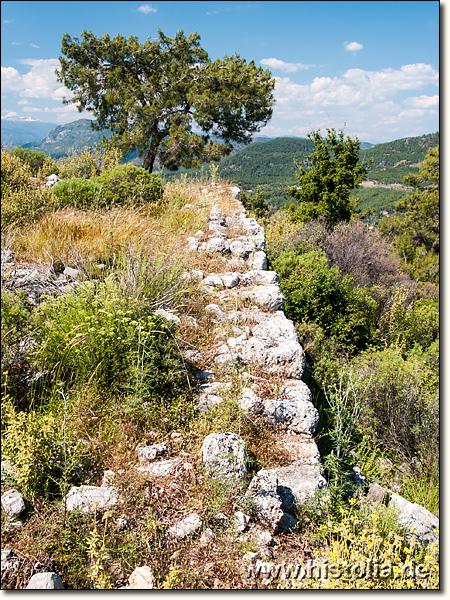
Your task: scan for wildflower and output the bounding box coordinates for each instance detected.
[348,498,357,505]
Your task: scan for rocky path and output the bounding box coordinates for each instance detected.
[1,183,439,589]
[183,183,326,534]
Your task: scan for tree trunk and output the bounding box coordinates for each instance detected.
[143,151,156,173]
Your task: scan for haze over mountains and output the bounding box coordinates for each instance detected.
[1,116,58,148]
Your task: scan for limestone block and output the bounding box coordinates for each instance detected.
[202,432,247,480]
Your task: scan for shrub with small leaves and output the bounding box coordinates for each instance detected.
[94,164,162,206]
[33,276,186,398]
[56,145,122,180]
[52,177,103,209]
[1,149,56,228]
[1,290,35,396]
[1,398,63,497]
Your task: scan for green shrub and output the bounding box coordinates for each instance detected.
[1,398,63,497]
[1,149,33,192]
[56,145,122,180]
[52,165,163,208]
[52,177,102,209]
[1,290,34,394]
[352,345,439,474]
[33,277,186,398]
[11,147,58,177]
[94,164,162,206]
[1,149,56,228]
[379,288,439,352]
[272,250,377,356]
[241,186,270,219]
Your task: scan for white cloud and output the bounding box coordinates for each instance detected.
[1,66,22,90]
[260,58,313,73]
[21,103,85,123]
[1,110,19,119]
[261,63,439,142]
[137,4,157,14]
[404,94,439,109]
[344,41,363,52]
[30,44,40,49]
[1,59,72,100]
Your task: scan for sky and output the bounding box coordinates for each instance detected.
[0,0,440,143]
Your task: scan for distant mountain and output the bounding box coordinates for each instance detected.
[217,136,315,206]
[1,117,57,148]
[22,119,111,158]
[360,132,439,184]
[360,141,375,149]
[217,132,438,209]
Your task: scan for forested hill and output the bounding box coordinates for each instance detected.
[360,132,440,184]
[217,137,315,207]
[22,119,111,158]
[216,132,439,209]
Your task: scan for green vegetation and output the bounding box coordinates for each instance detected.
[1,135,439,589]
[1,149,57,229]
[379,146,439,284]
[216,132,437,210]
[57,29,275,172]
[350,187,407,218]
[360,132,439,171]
[265,140,439,517]
[285,128,369,226]
[53,165,163,208]
[218,137,315,205]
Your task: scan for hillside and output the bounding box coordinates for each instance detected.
[215,132,439,212]
[9,118,439,216]
[1,118,57,148]
[22,119,111,158]
[360,132,440,184]
[1,146,440,588]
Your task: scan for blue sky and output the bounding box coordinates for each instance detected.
[1,0,440,143]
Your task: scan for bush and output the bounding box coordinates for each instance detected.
[1,290,34,395]
[240,187,270,219]
[1,149,56,228]
[272,250,377,356]
[52,165,163,208]
[94,164,162,206]
[352,345,439,473]
[379,288,439,352]
[52,177,102,209]
[1,399,63,497]
[56,145,122,180]
[323,220,405,290]
[1,149,33,192]
[266,212,327,262]
[285,499,439,589]
[33,277,187,398]
[11,148,58,177]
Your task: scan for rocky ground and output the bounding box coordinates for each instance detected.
[1,183,439,589]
